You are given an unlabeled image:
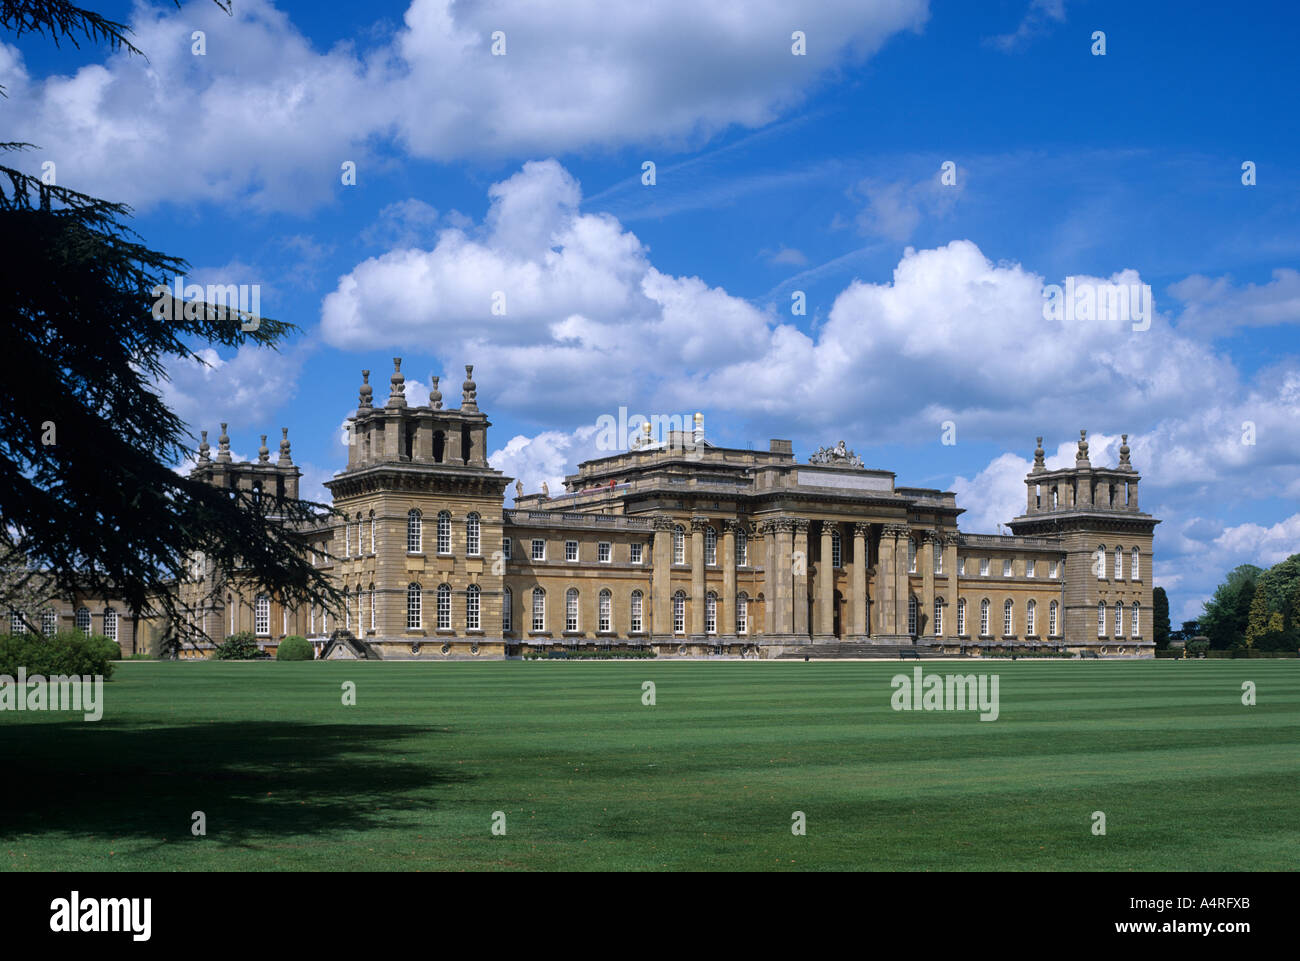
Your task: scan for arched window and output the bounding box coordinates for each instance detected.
[368,584,376,632]
[104,608,118,642]
[407,509,422,554]
[1114,600,1124,638]
[831,529,842,568]
[565,588,580,632]
[502,587,512,633]
[437,583,452,630]
[630,590,644,633]
[908,537,917,573]
[369,511,376,554]
[466,512,481,556]
[42,609,56,636]
[1114,546,1123,580]
[254,596,270,636]
[737,592,749,635]
[343,587,351,631]
[957,598,967,636]
[310,606,317,635]
[673,525,685,565]
[344,520,351,558]
[599,589,612,633]
[1027,599,1036,636]
[735,529,748,566]
[437,511,452,554]
[1098,601,1106,637]
[933,598,943,635]
[407,583,422,630]
[979,598,990,636]
[1096,544,1107,580]
[1131,601,1140,637]
[704,526,717,566]
[466,584,481,631]
[908,595,918,635]
[672,591,686,634]
[1131,547,1140,581]
[75,607,91,634]
[1003,599,1014,636]
[1049,600,1058,636]
[705,591,717,635]
[532,588,546,632]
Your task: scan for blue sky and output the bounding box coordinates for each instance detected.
[4,0,1298,621]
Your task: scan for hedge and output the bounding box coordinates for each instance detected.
[0,632,118,679]
[276,636,314,661]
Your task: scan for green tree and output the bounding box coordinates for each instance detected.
[1151,586,1171,648]
[1200,565,1262,650]
[1243,581,1269,648]
[0,2,339,648]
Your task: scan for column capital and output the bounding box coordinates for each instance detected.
[652,514,677,532]
[853,521,872,538]
[690,515,713,533]
[942,531,962,547]
[759,517,795,535]
[922,529,943,545]
[883,523,910,539]
[723,519,749,535]
[790,517,811,534]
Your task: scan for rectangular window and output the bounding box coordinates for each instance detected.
[957,557,965,576]
[736,596,748,635]
[502,593,512,633]
[980,558,990,576]
[933,599,943,635]
[502,537,512,560]
[1026,560,1035,578]
[934,550,942,574]
[254,597,269,637]
[532,592,545,632]
[832,535,842,569]
[630,543,644,565]
[957,602,966,636]
[531,539,546,561]
[565,540,578,562]
[630,594,643,633]
[598,542,611,563]
[1050,560,1060,579]
[1002,559,1013,577]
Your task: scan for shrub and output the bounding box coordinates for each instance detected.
[213,632,261,660]
[276,635,314,661]
[0,631,117,679]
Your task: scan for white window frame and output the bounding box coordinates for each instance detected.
[908,595,918,635]
[565,540,579,563]
[1131,547,1140,581]
[630,542,644,565]
[1049,601,1058,636]
[531,539,546,562]
[736,593,748,635]
[1003,599,1013,636]
[407,509,422,554]
[1027,599,1036,636]
[566,588,580,632]
[1098,601,1106,637]
[437,511,452,555]
[532,589,546,632]
[980,558,990,577]
[672,591,686,634]
[466,584,480,631]
[599,590,612,632]
[704,527,717,566]
[705,592,717,635]
[957,598,966,636]
[980,599,990,636]
[673,526,685,565]
[407,583,422,630]
[437,584,452,631]
[466,513,481,557]
[630,591,643,633]
[736,530,748,567]
[832,530,842,569]
[254,596,270,637]
[598,542,611,564]
[502,587,512,633]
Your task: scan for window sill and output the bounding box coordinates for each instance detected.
[405,630,427,637]
[562,630,584,637]
[527,632,552,638]
[435,628,455,636]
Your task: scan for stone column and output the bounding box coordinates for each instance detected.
[890,524,912,637]
[690,516,709,637]
[943,533,959,638]
[651,515,674,639]
[722,521,740,639]
[816,522,835,639]
[792,518,810,637]
[761,521,776,635]
[921,531,937,639]
[768,519,795,634]
[852,522,869,638]
[876,526,895,635]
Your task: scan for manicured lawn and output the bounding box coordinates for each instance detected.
[1,660,1296,870]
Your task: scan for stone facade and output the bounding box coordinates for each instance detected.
[172,363,1161,659]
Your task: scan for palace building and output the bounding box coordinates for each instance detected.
[171,359,1159,659]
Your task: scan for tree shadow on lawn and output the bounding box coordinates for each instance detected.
[0,720,472,849]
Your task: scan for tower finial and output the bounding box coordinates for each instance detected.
[278,427,293,467]
[461,364,478,411]
[258,434,270,464]
[1119,433,1132,470]
[217,422,232,463]
[197,430,211,466]
[1033,436,1045,471]
[358,369,373,410]
[387,358,407,408]
[430,374,443,410]
[1076,429,1090,467]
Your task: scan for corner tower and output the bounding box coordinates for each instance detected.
[1007,432,1159,650]
[324,360,512,658]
